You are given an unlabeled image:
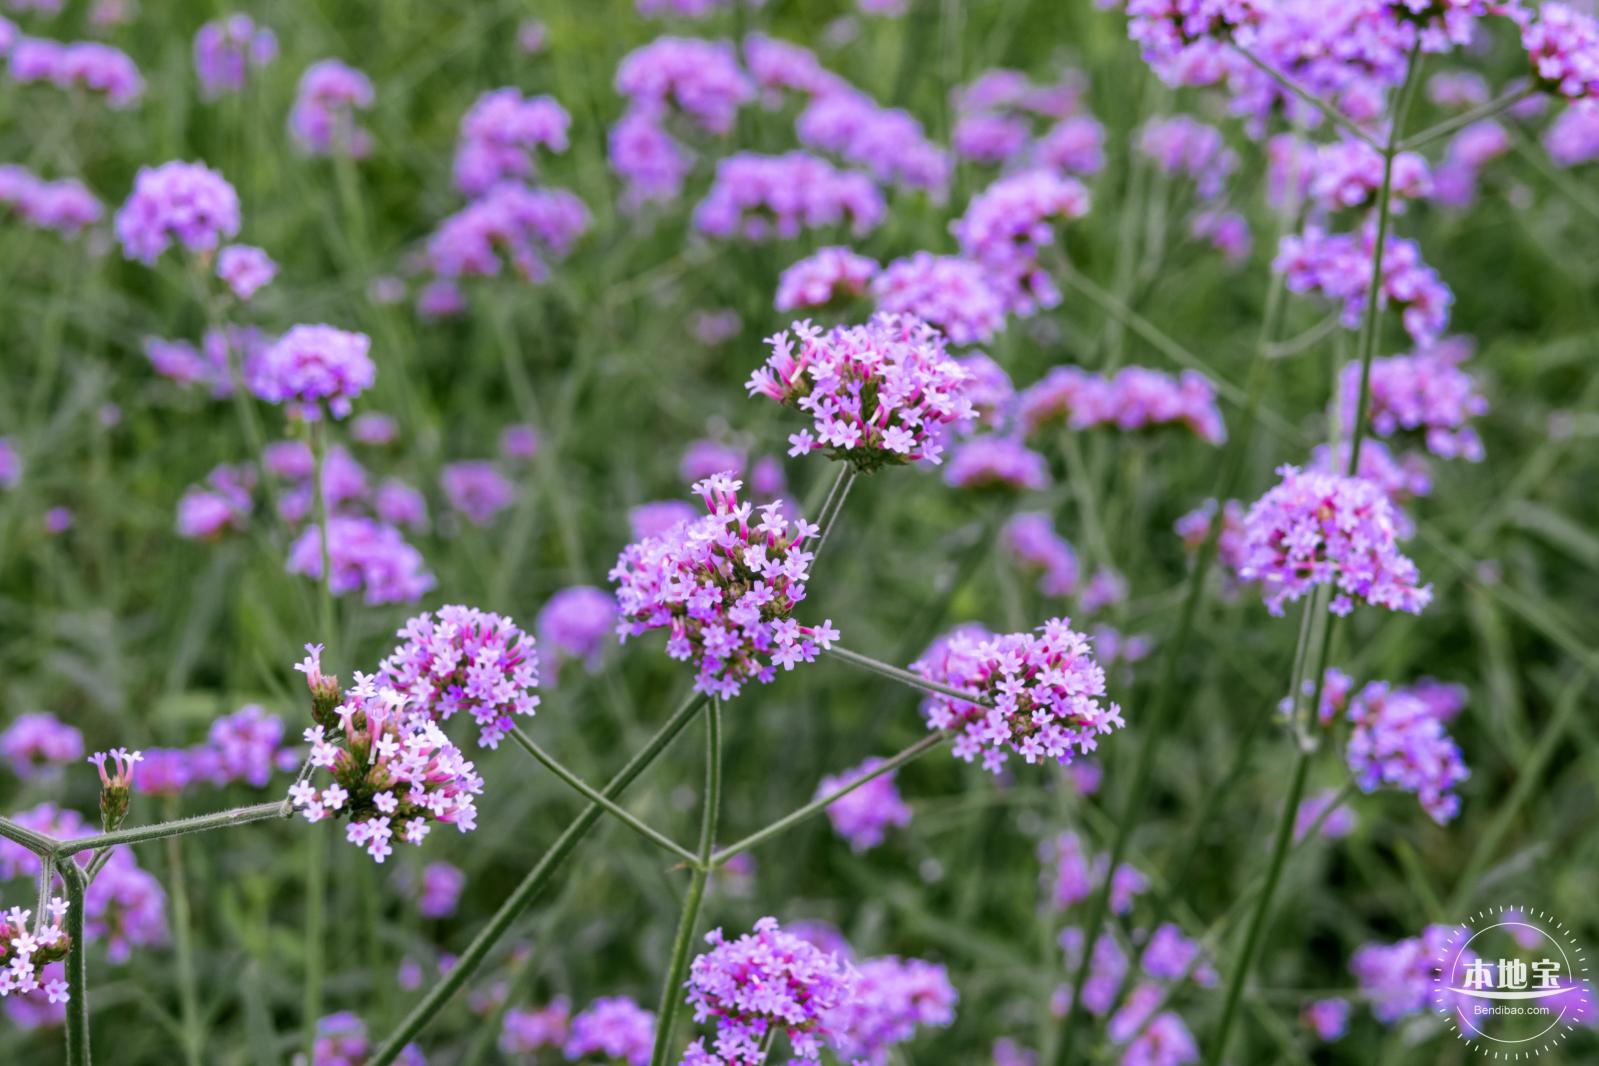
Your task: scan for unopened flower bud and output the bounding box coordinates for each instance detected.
[294,642,343,727]
[87,748,143,832]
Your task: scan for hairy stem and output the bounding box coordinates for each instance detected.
[303,831,325,1062]
[648,698,722,1066]
[166,831,205,1066]
[1398,83,1535,152]
[60,855,90,1066]
[55,802,288,857]
[809,465,858,563]
[822,644,991,707]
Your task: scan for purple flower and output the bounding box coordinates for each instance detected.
[748,315,977,470]
[290,60,375,157]
[0,437,18,490]
[1056,927,1128,1017]
[217,243,276,300]
[417,861,465,919]
[453,88,571,197]
[1547,99,1599,165]
[953,111,1032,165]
[629,499,698,538]
[1309,138,1431,213]
[956,352,1015,432]
[350,412,398,447]
[1276,224,1453,346]
[377,604,540,749]
[1293,788,1358,841]
[827,956,957,1064]
[611,474,832,699]
[694,152,885,240]
[566,996,654,1065]
[0,894,71,1002]
[416,278,465,319]
[500,423,539,461]
[796,89,950,194]
[683,917,856,1063]
[952,170,1090,314]
[131,749,194,797]
[1351,924,1459,1023]
[1136,115,1237,199]
[616,36,752,135]
[1035,116,1106,175]
[1190,209,1251,266]
[744,34,846,103]
[1020,365,1225,444]
[0,165,102,236]
[427,182,588,282]
[193,14,277,99]
[1238,465,1431,616]
[913,620,1122,774]
[871,253,1006,346]
[0,712,83,778]
[375,479,429,531]
[114,160,240,265]
[1301,997,1349,1041]
[609,107,695,211]
[500,997,571,1054]
[441,460,515,525]
[1342,678,1469,823]
[815,756,913,852]
[1339,337,1487,461]
[287,517,435,605]
[206,704,291,788]
[537,586,617,677]
[943,436,1050,492]
[9,38,143,107]
[1041,830,1148,916]
[1141,924,1217,986]
[681,439,747,483]
[1003,513,1078,597]
[43,507,72,535]
[776,246,880,313]
[1120,1011,1198,1066]
[251,324,374,419]
[1305,439,1432,532]
[1519,2,1599,100]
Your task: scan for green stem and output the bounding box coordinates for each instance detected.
[1398,83,1536,152]
[0,817,58,856]
[303,831,325,1062]
[809,465,858,562]
[369,690,710,1065]
[710,731,949,866]
[822,644,991,706]
[55,802,287,857]
[1231,46,1381,148]
[59,855,90,1066]
[166,831,204,1066]
[311,419,337,659]
[506,726,700,867]
[649,699,722,1066]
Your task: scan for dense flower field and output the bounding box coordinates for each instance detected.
[1,1,1597,1064]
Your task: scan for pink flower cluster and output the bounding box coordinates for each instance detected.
[952,170,1090,314]
[1041,830,1148,915]
[1305,439,1432,532]
[176,463,254,540]
[682,917,857,1063]
[1238,465,1431,616]
[1547,100,1599,166]
[815,756,913,852]
[616,37,752,136]
[943,436,1051,492]
[1136,115,1237,199]
[743,34,847,104]
[499,997,571,1055]
[1035,115,1107,175]
[609,106,696,210]
[377,604,541,749]
[144,326,270,398]
[775,246,879,312]
[288,516,436,605]
[870,252,1007,346]
[0,899,70,1003]
[796,89,951,194]
[1003,512,1079,597]
[193,14,277,100]
[1308,138,1432,213]
[1020,365,1226,445]
[610,474,834,699]
[133,704,300,795]
[828,956,958,1065]
[749,315,977,469]
[216,244,276,300]
[8,37,143,107]
[1339,338,1488,460]
[537,585,618,677]
[0,711,84,778]
[250,323,374,419]
[693,152,885,240]
[566,996,655,1065]
[913,620,1122,773]
[0,165,102,236]
[1350,924,1459,1023]
[1518,1,1599,100]
[289,59,375,157]
[114,160,240,265]
[1315,672,1470,823]
[427,182,589,282]
[440,460,515,525]
[453,88,571,197]
[1276,225,1453,345]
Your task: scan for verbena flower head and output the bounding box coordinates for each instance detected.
[566,996,655,1065]
[1519,2,1599,100]
[952,170,1090,314]
[827,956,958,1065]
[453,88,571,197]
[290,59,375,157]
[1020,365,1225,444]
[775,246,879,312]
[417,861,465,919]
[1305,439,1431,533]
[743,33,845,103]
[251,324,374,419]
[1294,787,1358,841]
[1191,208,1252,266]
[815,756,912,852]
[616,36,752,135]
[205,704,294,788]
[870,253,1007,346]
[694,152,885,240]
[1238,465,1432,616]
[0,711,84,779]
[537,585,617,677]
[441,461,515,525]
[1351,924,1459,1023]
[427,182,589,282]
[952,111,1032,165]
[1276,225,1453,345]
[217,243,276,300]
[376,479,429,531]
[1339,338,1487,460]
[1339,677,1470,822]
[609,107,695,211]
[1035,115,1107,175]
[293,685,484,862]
[8,38,143,107]
[378,604,541,749]
[943,436,1050,492]
[287,517,435,605]
[114,160,240,265]
[1003,513,1079,597]
[913,619,1122,774]
[1309,138,1432,213]
[0,898,70,1002]
[0,166,103,236]
[748,315,977,470]
[610,474,832,699]
[1136,114,1237,199]
[796,89,951,194]
[683,917,857,1063]
[1547,99,1599,165]
[500,997,572,1055]
[1301,997,1351,1041]
[88,748,142,830]
[193,14,277,99]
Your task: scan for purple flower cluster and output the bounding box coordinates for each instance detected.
[499,997,571,1055]
[250,324,374,419]
[310,1012,425,1066]
[609,106,697,210]
[0,165,101,236]
[1304,439,1432,531]
[0,437,18,491]
[943,436,1051,492]
[616,37,752,136]
[1294,787,1358,841]
[1301,997,1350,1040]
[417,861,464,919]
[870,252,1007,346]
[1003,513,1079,597]
[1547,100,1599,166]
[440,460,515,525]
[1350,924,1457,1023]
[775,246,879,312]
[1137,115,1237,199]
[1276,225,1454,345]
[0,898,70,1002]
[796,89,951,194]
[114,160,240,265]
[193,14,277,99]
[1035,115,1107,176]
[453,88,571,197]
[1042,830,1149,915]
[1020,365,1226,445]
[1336,675,1470,822]
[1339,338,1488,460]
[1518,2,1599,100]
[134,705,298,795]
[610,474,833,699]
[682,917,857,1063]
[749,315,976,469]
[952,170,1091,314]
[8,37,143,107]
[743,34,847,104]
[427,182,589,282]
[1238,465,1431,616]
[290,60,375,157]
[288,517,436,605]
[828,956,958,1065]
[537,585,618,677]
[913,620,1122,773]
[694,152,885,240]
[567,996,655,1065]
[144,326,269,397]
[814,756,913,852]
[376,604,541,749]
[216,244,276,300]
[0,711,84,778]
[1307,138,1432,214]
